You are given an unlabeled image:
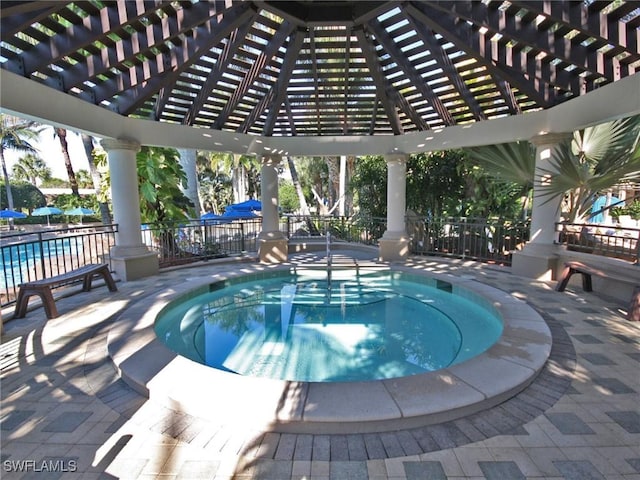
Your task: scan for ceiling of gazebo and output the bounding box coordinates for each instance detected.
[1,1,639,139]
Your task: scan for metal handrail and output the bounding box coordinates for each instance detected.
[555,221,640,263]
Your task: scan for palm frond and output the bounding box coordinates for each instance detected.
[465,141,536,187]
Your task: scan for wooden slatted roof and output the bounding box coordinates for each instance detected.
[1,1,638,138]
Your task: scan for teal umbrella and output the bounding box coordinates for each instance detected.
[32,206,63,226]
[64,207,95,224]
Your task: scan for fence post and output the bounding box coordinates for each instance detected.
[240,222,245,252]
[38,231,46,279]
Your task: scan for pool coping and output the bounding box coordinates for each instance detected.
[106,262,552,434]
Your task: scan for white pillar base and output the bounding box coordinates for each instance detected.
[258,231,288,263]
[511,244,559,281]
[378,232,411,262]
[110,247,159,281]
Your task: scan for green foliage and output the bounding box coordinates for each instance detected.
[349,155,387,218]
[53,193,100,217]
[350,150,527,220]
[278,179,299,213]
[137,146,193,223]
[612,199,640,220]
[0,181,46,209]
[40,177,69,188]
[465,141,536,189]
[197,151,233,214]
[407,150,467,217]
[11,153,51,185]
[537,115,640,221]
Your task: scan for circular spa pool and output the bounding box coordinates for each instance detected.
[108,260,552,433]
[154,269,503,382]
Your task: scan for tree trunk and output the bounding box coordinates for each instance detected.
[177,148,202,218]
[231,154,247,203]
[81,134,112,224]
[0,149,16,230]
[325,156,340,213]
[55,127,79,196]
[286,156,309,215]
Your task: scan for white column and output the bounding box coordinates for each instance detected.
[385,154,408,235]
[379,153,410,261]
[512,131,571,280]
[528,132,572,245]
[101,138,158,280]
[260,154,281,234]
[258,154,287,262]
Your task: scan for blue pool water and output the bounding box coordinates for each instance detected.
[1,238,83,289]
[155,270,503,382]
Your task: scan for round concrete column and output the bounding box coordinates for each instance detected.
[258,154,287,262]
[101,138,158,280]
[379,153,410,261]
[529,132,572,245]
[512,131,571,281]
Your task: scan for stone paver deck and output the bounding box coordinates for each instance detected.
[1,253,639,479]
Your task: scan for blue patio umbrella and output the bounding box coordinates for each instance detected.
[0,209,27,219]
[64,207,95,216]
[64,207,95,224]
[222,209,258,220]
[200,212,231,224]
[227,199,261,211]
[32,206,63,226]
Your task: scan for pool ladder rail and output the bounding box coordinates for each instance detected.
[326,231,332,295]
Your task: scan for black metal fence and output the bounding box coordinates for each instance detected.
[556,221,640,263]
[1,215,535,308]
[1,224,117,307]
[408,217,531,265]
[283,215,386,244]
[141,219,262,267]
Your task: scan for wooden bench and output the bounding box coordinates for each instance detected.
[14,264,117,319]
[555,261,639,321]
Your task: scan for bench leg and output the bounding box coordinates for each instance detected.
[100,268,118,292]
[82,267,117,292]
[14,288,58,319]
[581,272,593,292]
[14,288,29,319]
[555,266,574,292]
[628,286,640,322]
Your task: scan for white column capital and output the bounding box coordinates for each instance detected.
[384,153,408,165]
[261,154,282,167]
[529,132,572,147]
[101,138,141,152]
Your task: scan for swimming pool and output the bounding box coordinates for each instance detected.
[155,270,503,382]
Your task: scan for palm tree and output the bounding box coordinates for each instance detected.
[53,127,79,196]
[81,133,112,224]
[285,155,310,215]
[197,151,232,214]
[465,141,537,219]
[11,153,51,185]
[0,115,41,228]
[537,115,640,222]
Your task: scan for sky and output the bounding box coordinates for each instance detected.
[4,125,90,180]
